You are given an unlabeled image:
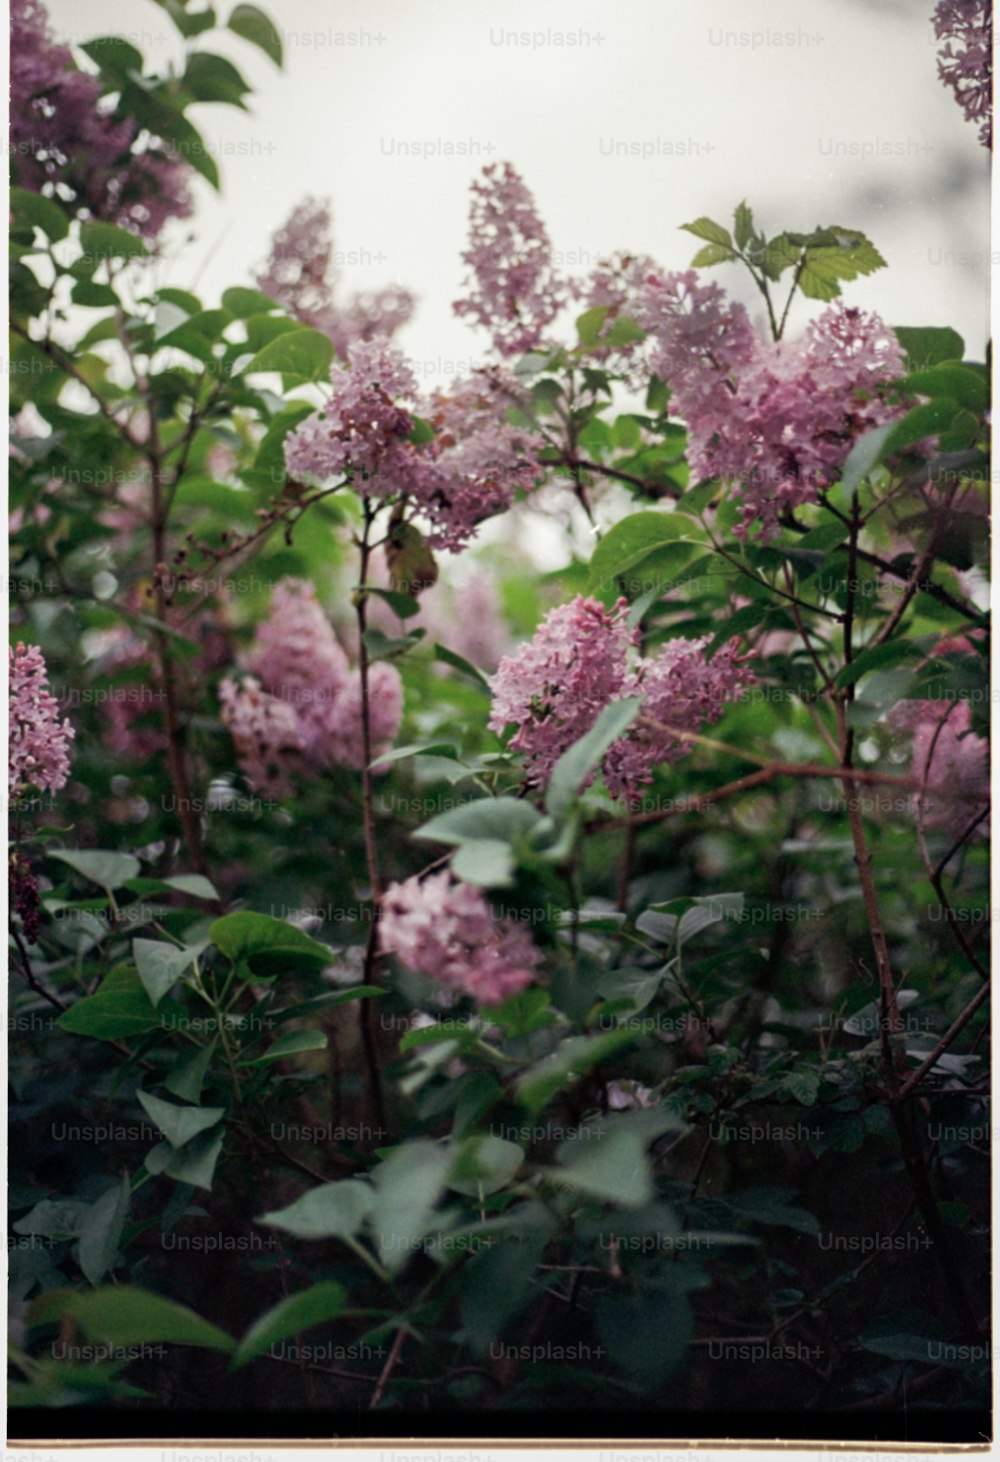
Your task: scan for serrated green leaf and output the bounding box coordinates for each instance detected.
[681,217,734,249]
[690,242,738,268]
[733,201,754,250]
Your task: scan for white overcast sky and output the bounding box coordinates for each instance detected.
[47,0,991,380]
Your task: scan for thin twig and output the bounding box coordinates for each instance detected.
[368,1325,406,1410]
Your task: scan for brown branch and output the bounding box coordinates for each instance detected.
[355,504,387,1134]
[368,1325,406,1410]
[894,981,991,1103]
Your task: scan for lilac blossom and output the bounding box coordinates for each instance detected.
[933,0,992,148]
[637,269,905,538]
[489,595,752,801]
[10,0,191,239]
[379,871,540,1005]
[257,197,415,352]
[453,163,567,357]
[8,642,74,797]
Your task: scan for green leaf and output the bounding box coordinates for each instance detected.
[271,987,382,1022]
[56,966,162,1042]
[156,286,203,315]
[79,222,150,261]
[10,187,69,242]
[448,1135,524,1197]
[544,698,642,822]
[371,1141,451,1273]
[432,644,491,689]
[231,1282,346,1369]
[458,1231,551,1354]
[162,1127,226,1189]
[757,233,801,282]
[80,36,143,83]
[29,1286,234,1352]
[782,1066,821,1106]
[161,873,219,900]
[156,1,217,38]
[133,938,199,1008]
[259,1180,374,1239]
[674,892,744,947]
[137,1091,226,1149]
[882,399,961,454]
[49,849,141,893]
[893,325,965,370]
[239,1030,328,1065]
[690,242,738,268]
[451,839,515,888]
[605,316,645,348]
[360,585,422,619]
[576,306,609,347]
[370,741,460,769]
[363,626,426,660]
[208,911,334,974]
[516,1030,637,1113]
[545,1126,653,1208]
[681,217,734,249]
[14,1198,89,1239]
[589,509,693,589]
[228,4,283,65]
[77,1178,131,1287]
[797,236,887,302]
[416,797,542,849]
[733,201,754,250]
[163,1041,217,1103]
[72,280,119,309]
[840,421,897,494]
[408,415,436,445]
[182,51,252,108]
[903,364,988,415]
[833,640,917,689]
[220,285,279,318]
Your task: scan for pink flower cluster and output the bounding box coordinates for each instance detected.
[421,370,544,550]
[912,700,989,838]
[10,0,191,239]
[489,595,752,801]
[257,197,415,355]
[285,351,543,552]
[636,272,905,538]
[379,871,540,1005]
[453,163,567,357]
[219,579,403,794]
[489,596,636,790]
[603,636,755,801]
[892,697,990,841]
[284,341,417,487]
[8,642,74,797]
[933,0,992,149]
